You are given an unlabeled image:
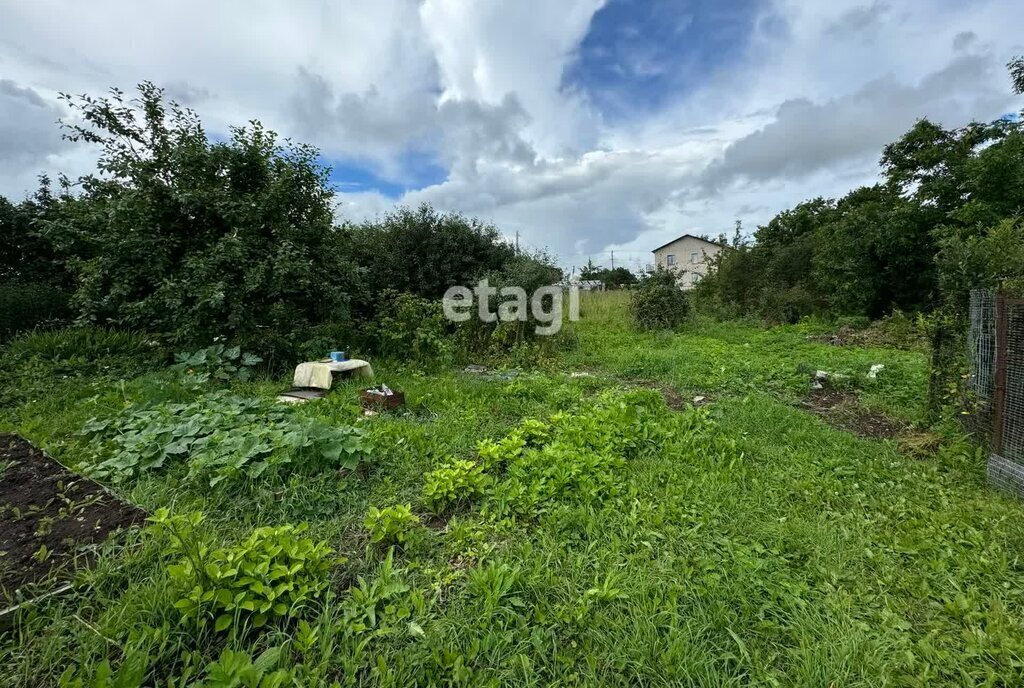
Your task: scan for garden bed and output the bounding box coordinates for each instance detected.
[0,433,145,600]
[800,388,905,439]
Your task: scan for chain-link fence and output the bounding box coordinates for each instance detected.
[970,289,1024,497]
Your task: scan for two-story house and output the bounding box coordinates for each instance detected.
[651,234,726,290]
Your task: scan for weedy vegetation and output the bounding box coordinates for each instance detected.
[3,292,1024,687]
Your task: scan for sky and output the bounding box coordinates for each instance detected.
[1,0,1022,273]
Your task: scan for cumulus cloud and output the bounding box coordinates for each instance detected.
[702,50,1015,192]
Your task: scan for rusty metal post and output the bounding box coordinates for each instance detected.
[993,292,1009,455]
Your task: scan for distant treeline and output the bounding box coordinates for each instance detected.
[694,59,1024,324]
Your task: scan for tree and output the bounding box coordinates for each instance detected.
[51,82,359,362]
[347,204,515,304]
[579,258,601,280]
[578,262,637,288]
[1010,56,1024,95]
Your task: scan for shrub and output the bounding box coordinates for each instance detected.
[0,282,69,341]
[457,250,566,356]
[629,268,691,330]
[422,459,490,513]
[148,510,337,632]
[362,291,452,363]
[82,392,369,485]
[364,504,421,546]
[53,83,361,363]
[347,204,515,301]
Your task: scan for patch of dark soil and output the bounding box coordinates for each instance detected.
[800,388,905,439]
[0,434,145,599]
[423,513,450,531]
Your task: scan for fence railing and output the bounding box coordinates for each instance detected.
[969,289,1024,496]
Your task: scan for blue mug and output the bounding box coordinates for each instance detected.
[330,351,347,362]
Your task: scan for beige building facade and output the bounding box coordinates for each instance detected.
[651,234,726,290]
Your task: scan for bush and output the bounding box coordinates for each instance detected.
[53,83,361,365]
[347,204,515,302]
[0,282,69,341]
[456,250,566,356]
[361,291,453,363]
[148,510,336,632]
[629,268,691,330]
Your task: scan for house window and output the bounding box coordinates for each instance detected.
[690,252,699,264]
[666,254,676,266]
[691,273,701,284]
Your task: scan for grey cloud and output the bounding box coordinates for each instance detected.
[0,80,65,173]
[953,31,978,52]
[289,65,540,183]
[825,2,889,36]
[701,51,1013,192]
[437,95,537,176]
[163,81,212,105]
[288,67,437,156]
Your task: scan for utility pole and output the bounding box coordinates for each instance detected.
[515,231,520,255]
[610,250,615,269]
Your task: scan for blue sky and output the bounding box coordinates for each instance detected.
[327,152,447,199]
[1,0,1022,269]
[563,0,767,118]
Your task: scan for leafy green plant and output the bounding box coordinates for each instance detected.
[362,291,452,364]
[483,390,668,517]
[364,504,421,546]
[422,459,490,513]
[171,343,263,385]
[629,268,691,331]
[197,646,294,688]
[148,509,337,633]
[82,391,368,485]
[340,552,418,635]
[58,647,149,688]
[465,561,523,615]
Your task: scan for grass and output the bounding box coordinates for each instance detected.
[2,295,1023,686]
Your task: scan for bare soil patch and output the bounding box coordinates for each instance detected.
[0,434,145,599]
[800,388,905,439]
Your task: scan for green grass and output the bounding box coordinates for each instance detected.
[2,295,1023,686]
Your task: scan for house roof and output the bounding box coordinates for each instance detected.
[651,233,729,254]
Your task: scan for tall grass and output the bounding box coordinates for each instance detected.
[2,327,154,362]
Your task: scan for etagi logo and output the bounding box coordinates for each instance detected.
[442,280,580,335]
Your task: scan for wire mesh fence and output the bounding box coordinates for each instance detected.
[966,289,997,437]
[999,301,1024,465]
[970,289,1024,497]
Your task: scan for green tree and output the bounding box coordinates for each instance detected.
[50,83,359,363]
[1009,55,1024,95]
[347,204,515,303]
